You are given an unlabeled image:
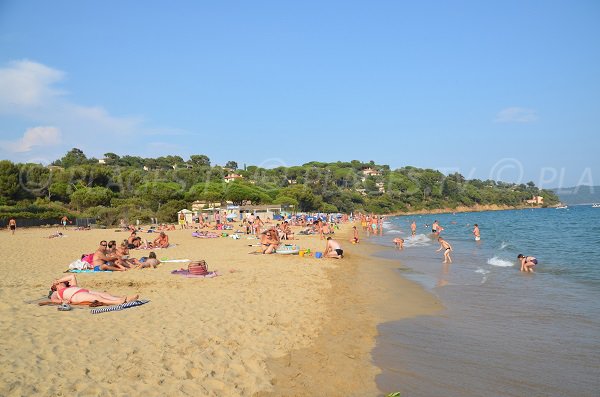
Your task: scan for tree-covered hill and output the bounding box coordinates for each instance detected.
[0,149,560,225]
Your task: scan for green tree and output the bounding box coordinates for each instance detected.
[48,182,72,202]
[156,199,189,223]
[189,154,211,167]
[135,182,183,210]
[59,148,88,168]
[70,186,114,210]
[0,160,19,203]
[225,161,238,170]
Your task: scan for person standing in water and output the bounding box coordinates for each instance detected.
[411,220,417,236]
[436,237,453,263]
[473,223,481,241]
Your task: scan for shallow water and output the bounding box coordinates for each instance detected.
[369,206,600,397]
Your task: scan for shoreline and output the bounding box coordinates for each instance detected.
[260,229,443,396]
[385,203,543,217]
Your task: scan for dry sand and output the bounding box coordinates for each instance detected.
[0,223,440,396]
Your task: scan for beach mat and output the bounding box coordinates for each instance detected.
[90,299,150,314]
[160,259,191,263]
[171,269,219,278]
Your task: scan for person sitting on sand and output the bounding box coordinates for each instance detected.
[324,237,343,259]
[517,254,537,273]
[49,274,138,305]
[93,241,128,271]
[152,232,170,248]
[116,241,142,268]
[393,237,404,250]
[127,231,138,247]
[282,221,295,240]
[260,229,280,254]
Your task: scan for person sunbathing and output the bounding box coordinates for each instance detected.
[133,251,161,269]
[48,230,64,239]
[152,232,170,248]
[49,274,138,305]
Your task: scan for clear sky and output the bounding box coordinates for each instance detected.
[1,0,598,188]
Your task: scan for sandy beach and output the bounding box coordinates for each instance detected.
[0,223,440,397]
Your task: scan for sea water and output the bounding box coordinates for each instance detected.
[368,206,600,397]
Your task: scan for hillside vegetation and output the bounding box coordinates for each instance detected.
[0,148,560,225]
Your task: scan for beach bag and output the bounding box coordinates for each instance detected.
[188,260,208,275]
[69,259,92,270]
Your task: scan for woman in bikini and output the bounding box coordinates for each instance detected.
[49,274,138,305]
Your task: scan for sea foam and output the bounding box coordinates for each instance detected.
[404,234,432,247]
[487,256,514,267]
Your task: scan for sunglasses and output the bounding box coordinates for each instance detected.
[100,243,107,246]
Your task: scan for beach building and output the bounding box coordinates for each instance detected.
[525,196,544,205]
[239,204,283,221]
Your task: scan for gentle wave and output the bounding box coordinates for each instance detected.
[487,256,514,267]
[404,234,433,247]
[386,229,402,234]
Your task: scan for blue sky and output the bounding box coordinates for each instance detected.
[0,0,598,188]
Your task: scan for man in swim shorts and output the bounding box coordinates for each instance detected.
[8,218,16,235]
[93,241,127,271]
[324,237,343,259]
[436,237,452,263]
[61,216,70,230]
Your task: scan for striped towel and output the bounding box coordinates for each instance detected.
[90,299,150,314]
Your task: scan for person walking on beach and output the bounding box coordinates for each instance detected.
[436,237,452,263]
[517,254,537,273]
[411,220,417,236]
[473,224,481,241]
[8,218,16,235]
[60,216,70,230]
[350,226,360,244]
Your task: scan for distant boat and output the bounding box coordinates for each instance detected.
[556,204,568,209]
[592,203,600,208]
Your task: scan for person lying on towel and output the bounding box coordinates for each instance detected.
[49,274,138,305]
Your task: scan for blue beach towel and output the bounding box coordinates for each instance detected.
[90,299,150,314]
